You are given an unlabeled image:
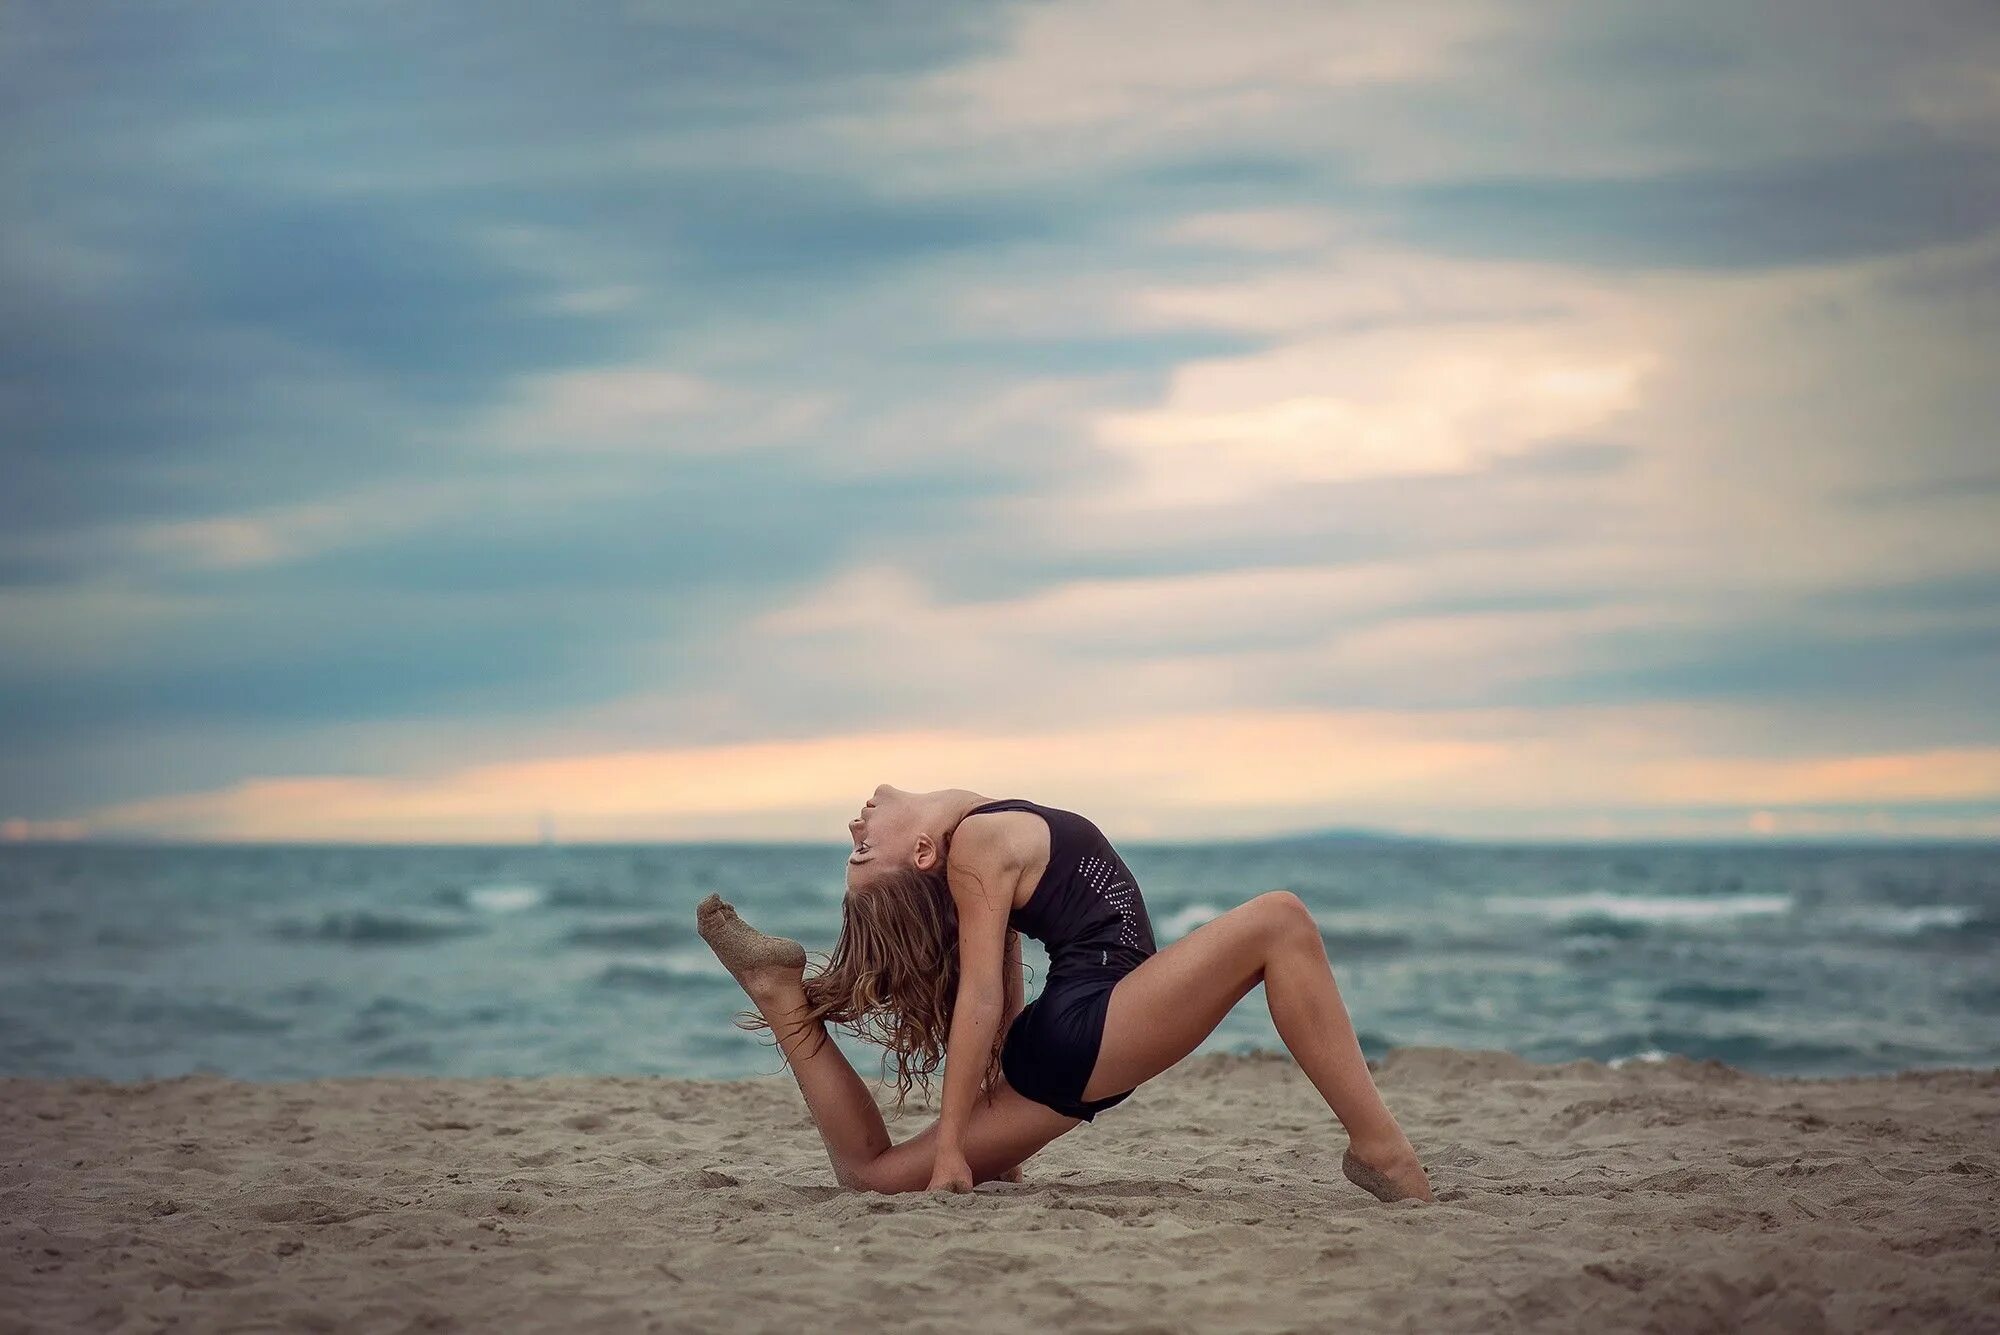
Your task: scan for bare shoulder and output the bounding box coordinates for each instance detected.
[948,809,1045,878]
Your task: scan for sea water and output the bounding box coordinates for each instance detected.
[1,840,1994,1082]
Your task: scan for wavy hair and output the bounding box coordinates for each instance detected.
[743,859,1007,1108]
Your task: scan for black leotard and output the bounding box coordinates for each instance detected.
[962,798,1158,1121]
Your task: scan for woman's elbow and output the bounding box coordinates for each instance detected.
[958,981,1006,1015]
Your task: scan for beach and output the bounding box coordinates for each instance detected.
[5,1048,1996,1334]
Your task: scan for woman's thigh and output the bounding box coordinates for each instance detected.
[1080,895,1289,1101]
[856,1079,1080,1193]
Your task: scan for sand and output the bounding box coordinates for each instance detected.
[4,1048,1996,1334]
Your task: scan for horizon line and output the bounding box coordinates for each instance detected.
[5,828,1997,851]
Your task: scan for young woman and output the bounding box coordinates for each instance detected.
[695,784,1432,1200]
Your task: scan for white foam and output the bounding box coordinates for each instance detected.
[1607,1048,1673,1069]
[1487,892,1793,925]
[467,883,545,913]
[1159,903,1223,939]
[660,946,732,977]
[1311,908,1413,935]
[1841,904,1977,935]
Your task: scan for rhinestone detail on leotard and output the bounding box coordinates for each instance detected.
[1078,854,1144,951]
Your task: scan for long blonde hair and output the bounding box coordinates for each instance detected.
[744,859,1007,1108]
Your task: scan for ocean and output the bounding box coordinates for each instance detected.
[2,839,1995,1083]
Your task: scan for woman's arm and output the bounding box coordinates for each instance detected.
[929,823,1025,1192]
[991,927,1028,1184]
[1002,929,1024,1036]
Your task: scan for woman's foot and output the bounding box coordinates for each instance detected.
[696,894,807,1002]
[1342,1136,1433,1203]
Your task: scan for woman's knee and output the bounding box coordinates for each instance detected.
[838,1155,910,1194]
[1250,891,1321,949]
[1252,889,1313,928]
[838,1142,941,1194]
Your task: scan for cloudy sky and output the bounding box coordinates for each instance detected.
[4,0,1998,843]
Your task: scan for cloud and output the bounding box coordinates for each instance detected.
[74,710,2000,842]
[1393,145,2000,270]
[836,0,2000,194]
[0,817,87,843]
[1094,326,1653,500]
[3,0,1997,838]
[895,0,1493,140]
[476,366,830,454]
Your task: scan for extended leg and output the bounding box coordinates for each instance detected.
[698,896,1075,1192]
[1084,892,1432,1201]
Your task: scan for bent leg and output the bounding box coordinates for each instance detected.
[845,1080,1079,1193]
[746,978,894,1183]
[700,895,1071,1193]
[748,977,1076,1192]
[1083,891,1430,1200]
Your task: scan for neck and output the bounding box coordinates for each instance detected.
[933,789,994,838]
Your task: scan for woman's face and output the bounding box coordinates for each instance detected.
[845,784,934,894]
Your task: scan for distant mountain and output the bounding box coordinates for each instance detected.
[1260,826,1436,846]
[1172,825,1441,848]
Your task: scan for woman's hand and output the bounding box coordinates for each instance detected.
[927,1147,976,1193]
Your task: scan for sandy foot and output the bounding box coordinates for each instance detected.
[1342,1146,1433,1203]
[695,893,807,992]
